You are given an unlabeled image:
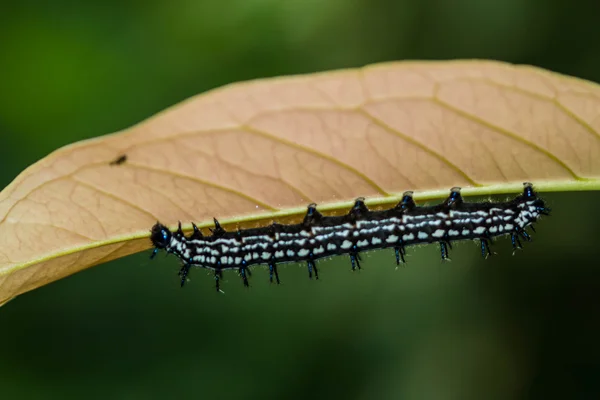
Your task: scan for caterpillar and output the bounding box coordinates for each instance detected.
[150,182,550,292]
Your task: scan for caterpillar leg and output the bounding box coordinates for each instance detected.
[269,263,281,284]
[214,270,224,293]
[178,263,191,287]
[439,241,451,261]
[394,246,406,265]
[307,260,319,280]
[480,239,492,259]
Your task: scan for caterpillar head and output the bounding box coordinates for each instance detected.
[150,222,172,249]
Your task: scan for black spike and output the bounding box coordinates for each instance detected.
[303,203,323,227]
[529,224,536,233]
[347,197,369,222]
[190,222,203,239]
[269,262,280,284]
[537,206,551,216]
[179,263,191,287]
[480,239,492,259]
[523,182,536,199]
[396,191,416,211]
[353,197,369,214]
[210,218,226,237]
[519,228,532,242]
[443,187,463,209]
[150,248,159,259]
[176,221,184,237]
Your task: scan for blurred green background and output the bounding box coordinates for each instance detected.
[1,0,599,399]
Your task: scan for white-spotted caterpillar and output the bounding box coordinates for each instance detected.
[150,182,550,292]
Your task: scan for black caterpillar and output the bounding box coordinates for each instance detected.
[150,182,550,292]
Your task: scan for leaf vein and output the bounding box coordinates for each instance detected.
[462,77,600,142]
[126,162,279,212]
[356,108,480,187]
[72,178,161,223]
[240,124,390,196]
[433,98,583,180]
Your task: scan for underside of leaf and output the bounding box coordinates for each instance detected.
[1,59,599,304]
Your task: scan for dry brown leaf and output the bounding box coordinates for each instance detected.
[2,60,600,303]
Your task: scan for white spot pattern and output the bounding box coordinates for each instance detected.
[155,190,545,272]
